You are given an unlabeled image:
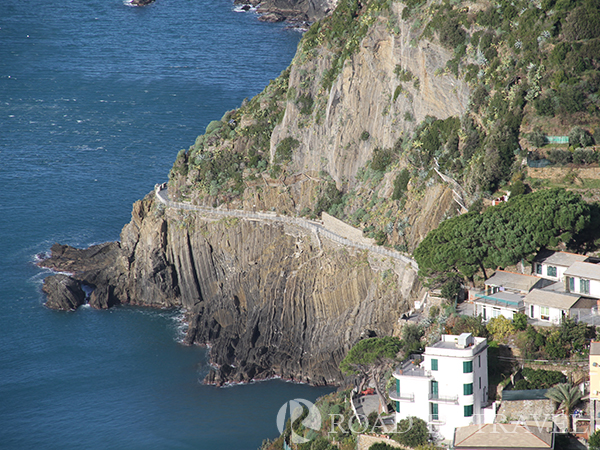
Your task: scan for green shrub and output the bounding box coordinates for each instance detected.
[391,417,429,447]
[546,149,572,165]
[534,95,556,117]
[439,17,466,49]
[441,278,461,301]
[569,127,593,149]
[522,367,566,389]
[371,148,395,172]
[527,128,546,148]
[514,379,530,390]
[314,182,343,216]
[392,169,410,200]
[590,430,600,450]
[374,230,387,246]
[572,148,597,165]
[512,312,528,331]
[275,137,300,164]
[297,93,314,115]
[360,131,370,141]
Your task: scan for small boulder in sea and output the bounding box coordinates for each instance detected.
[131,0,156,6]
[258,12,285,22]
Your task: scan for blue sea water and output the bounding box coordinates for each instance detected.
[0,1,332,449]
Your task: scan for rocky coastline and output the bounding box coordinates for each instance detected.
[39,193,421,386]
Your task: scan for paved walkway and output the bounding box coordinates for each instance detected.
[154,184,418,270]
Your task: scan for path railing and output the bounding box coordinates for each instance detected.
[154,184,418,270]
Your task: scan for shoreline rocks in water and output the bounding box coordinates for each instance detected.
[131,0,156,6]
[42,274,87,311]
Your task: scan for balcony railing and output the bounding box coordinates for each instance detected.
[388,388,414,402]
[393,359,431,378]
[428,393,459,403]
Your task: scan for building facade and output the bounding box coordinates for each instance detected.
[390,333,490,441]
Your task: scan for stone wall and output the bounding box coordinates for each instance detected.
[322,212,374,246]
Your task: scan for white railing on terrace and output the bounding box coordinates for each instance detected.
[155,184,418,270]
[388,388,414,402]
[428,393,459,404]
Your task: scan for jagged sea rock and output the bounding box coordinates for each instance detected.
[42,274,86,311]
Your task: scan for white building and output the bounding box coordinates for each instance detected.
[390,333,491,442]
[532,251,588,282]
[523,289,582,325]
[564,261,600,299]
[473,271,550,322]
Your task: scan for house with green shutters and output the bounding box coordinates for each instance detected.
[390,333,494,443]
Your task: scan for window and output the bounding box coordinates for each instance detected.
[492,308,500,318]
[464,404,473,417]
[581,279,590,294]
[478,355,481,368]
[567,277,575,292]
[431,359,438,371]
[431,381,438,399]
[463,361,473,373]
[482,307,487,321]
[536,263,542,275]
[431,403,439,421]
[540,306,550,321]
[464,383,473,395]
[547,266,557,277]
[479,377,481,389]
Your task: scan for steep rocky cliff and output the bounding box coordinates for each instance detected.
[42,194,421,385]
[40,0,478,386]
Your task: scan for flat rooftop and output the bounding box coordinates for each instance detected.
[428,334,487,351]
[475,290,524,308]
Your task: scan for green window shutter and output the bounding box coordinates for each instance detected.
[431,403,439,420]
[464,404,473,417]
[463,360,473,373]
[568,277,574,292]
[431,359,438,371]
[396,401,400,413]
[464,383,473,395]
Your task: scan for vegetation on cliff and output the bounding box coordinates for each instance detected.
[168,0,599,256]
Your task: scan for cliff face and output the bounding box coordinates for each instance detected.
[41,195,421,385]
[271,3,470,184]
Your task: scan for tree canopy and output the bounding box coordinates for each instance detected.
[340,337,402,375]
[414,189,595,281]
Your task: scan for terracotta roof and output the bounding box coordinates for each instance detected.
[453,423,553,449]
